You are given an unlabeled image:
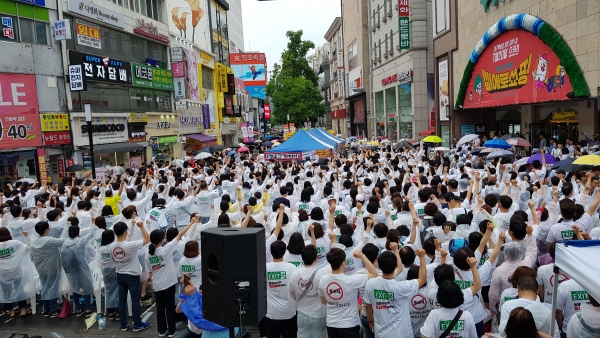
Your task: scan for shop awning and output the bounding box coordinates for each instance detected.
[418,129,436,136]
[83,142,145,154]
[186,134,217,147]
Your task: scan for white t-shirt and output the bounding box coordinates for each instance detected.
[409,284,434,337]
[451,268,490,323]
[110,239,143,276]
[266,261,297,320]
[145,239,179,291]
[305,234,331,269]
[499,298,555,335]
[318,273,368,328]
[537,264,569,305]
[362,277,419,338]
[179,255,202,289]
[499,287,518,310]
[283,252,304,268]
[420,307,478,338]
[288,265,329,319]
[556,279,590,331]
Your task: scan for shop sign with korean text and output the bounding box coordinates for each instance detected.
[53,19,71,41]
[398,0,409,16]
[131,62,174,90]
[173,78,186,99]
[265,152,302,160]
[0,74,43,149]
[40,113,70,131]
[316,149,332,158]
[462,29,573,109]
[75,19,101,49]
[44,131,71,145]
[68,0,125,28]
[171,47,184,62]
[399,17,410,49]
[37,149,47,185]
[69,50,132,85]
[129,112,148,123]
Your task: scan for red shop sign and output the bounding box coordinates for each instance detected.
[0,74,42,149]
[398,0,409,16]
[430,110,435,128]
[57,159,65,179]
[463,29,573,109]
[264,104,271,119]
[43,131,71,145]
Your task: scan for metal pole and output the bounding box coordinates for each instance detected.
[84,104,96,179]
[550,265,560,338]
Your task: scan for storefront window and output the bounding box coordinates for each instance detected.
[0,1,50,46]
[375,91,384,137]
[398,83,412,138]
[0,151,37,189]
[385,87,397,139]
[72,83,172,112]
[202,67,214,89]
[65,15,168,64]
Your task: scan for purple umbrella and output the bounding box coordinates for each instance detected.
[527,153,557,165]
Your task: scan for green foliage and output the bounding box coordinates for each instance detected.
[266,30,326,125]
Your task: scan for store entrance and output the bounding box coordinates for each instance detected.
[550,123,579,144]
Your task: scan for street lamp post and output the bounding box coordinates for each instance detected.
[84,104,96,179]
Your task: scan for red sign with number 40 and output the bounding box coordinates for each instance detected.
[0,74,43,150]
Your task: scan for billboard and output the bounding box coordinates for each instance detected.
[462,29,572,109]
[231,53,267,100]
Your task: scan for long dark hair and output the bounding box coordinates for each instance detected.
[148,229,164,255]
[505,307,540,338]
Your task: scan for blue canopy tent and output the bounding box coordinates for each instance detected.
[315,128,344,144]
[305,128,338,148]
[268,129,332,153]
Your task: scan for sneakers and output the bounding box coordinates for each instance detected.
[168,330,180,337]
[133,322,151,332]
[49,312,59,318]
[121,325,130,332]
[75,310,85,317]
[159,332,168,337]
[43,312,49,317]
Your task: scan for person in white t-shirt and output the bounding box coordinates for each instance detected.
[146,216,196,337]
[288,245,330,338]
[363,246,428,338]
[556,278,591,333]
[318,247,378,338]
[265,240,298,338]
[110,221,151,332]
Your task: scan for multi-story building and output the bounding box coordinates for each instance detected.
[227,0,244,53]
[342,0,370,138]
[325,17,348,137]
[311,43,331,130]
[436,0,600,148]
[368,0,434,141]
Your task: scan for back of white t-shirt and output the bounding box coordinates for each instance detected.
[266,261,297,320]
[110,239,143,276]
[318,273,368,328]
[556,279,590,331]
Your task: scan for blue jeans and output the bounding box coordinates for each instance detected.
[173,327,203,338]
[360,314,374,338]
[42,299,58,314]
[117,273,141,328]
[475,320,484,338]
[73,292,92,312]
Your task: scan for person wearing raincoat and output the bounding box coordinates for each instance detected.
[176,280,233,338]
[31,221,69,317]
[98,229,119,320]
[0,227,37,318]
[61,223,96,317]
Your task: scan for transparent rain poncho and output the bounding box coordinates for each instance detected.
[98,245,119,308]
[0,241,37,303]
[31,235,70,300]
[518,190,532,211]
[503,241,526,262]
[60,231,95,295]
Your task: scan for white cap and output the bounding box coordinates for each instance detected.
[328,195,336,201]
[356,194,365,202]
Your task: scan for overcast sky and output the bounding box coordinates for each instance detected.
[242,0,341,77]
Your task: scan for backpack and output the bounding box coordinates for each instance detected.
[449,238,469,257]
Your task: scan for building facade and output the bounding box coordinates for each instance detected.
[312,43,332,131]
[342,0,370,138]
[369,0,434,141]
[325,17,348,137]
[436,0,600,148]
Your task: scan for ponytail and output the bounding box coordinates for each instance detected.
[148,243,156,255]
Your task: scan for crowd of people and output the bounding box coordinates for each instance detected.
[0,135,599,338]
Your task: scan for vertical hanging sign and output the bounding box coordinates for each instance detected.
[398,0,410,50]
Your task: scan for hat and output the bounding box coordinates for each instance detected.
[356,194,365,202]
[556,169,566,175]
[327,195,336,201]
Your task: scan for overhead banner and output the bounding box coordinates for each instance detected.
[463,29,573,109]
[265,152,302,161]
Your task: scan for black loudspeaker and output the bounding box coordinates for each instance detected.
[201,227,266,327]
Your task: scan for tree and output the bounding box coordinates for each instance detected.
[266,30,326,126]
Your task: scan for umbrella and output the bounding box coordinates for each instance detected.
[172,159,184,168]
[514,157,530,166]
[407,139,419,144]
[227,150,235,156]
[500,133,521,140]
[507,137,532,147]
[394,141,413,149]
[381,139,391,144]
[209,145,226,153]
[65,164,85,172]
[456,134,479,147]
[434,147,450,152]
[423,135,444,143]
[238,147,250,153]
[486,150,515,160]
[573,154,600,166]
[552,158,576,170]
[478,148,496,154]
[155,154,170,161]
[483,139,511,149]
[527,153,557,165]
[254,139,262,143]
[194,152,212,160]
[238,143,246,147]
[262,141,273,147]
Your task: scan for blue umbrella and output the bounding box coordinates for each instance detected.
[552,157,575,170]
[227,150,235,156]
[263,141,273,147]
[483,139,511,149]
[527,153,557,165]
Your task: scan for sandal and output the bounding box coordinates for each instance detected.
[19,309,31,318]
